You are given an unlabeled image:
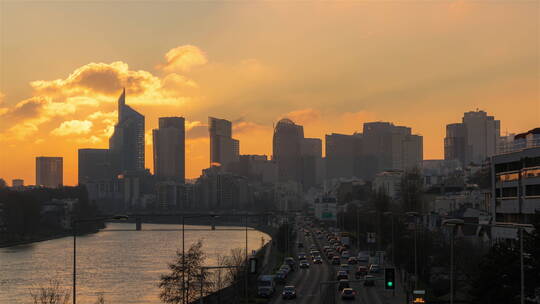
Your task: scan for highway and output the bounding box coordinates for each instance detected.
[269,217,392,304]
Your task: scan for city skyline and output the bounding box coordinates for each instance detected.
[0,1,538,185]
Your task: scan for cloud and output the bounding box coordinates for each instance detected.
[157,45,207,72]
[233,121,268,134]
[31,61,161,97]
[281,108,321,125]
[88,110,117,121]
[74,135,101,144]
[51,120,93,136]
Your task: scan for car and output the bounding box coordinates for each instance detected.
[282,285,297,299]
[299,260,310,268]
[275,270,287,284]
[347,257,358,265]
[298,253,307,260]
[341,251,350,259]
[279,264,291,274]
[364,275,375,286]
[355,266,368,279]
[310,245,317,251]
[357,252,370,263]
[285,257,296,270]
[338,279,350,291]
[341,288,356,300]
[313,256,323,264]
[336,270,348,280]
[332,256,341,265]
[369,264,380,273]
[340,264,351,274]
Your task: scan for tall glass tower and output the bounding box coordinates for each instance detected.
[109,89,145,174]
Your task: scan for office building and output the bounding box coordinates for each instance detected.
[109,89,145,174]
[36,157,63,188]
[78,149,112,185]
[153,117,185,183]
[445,110,500,166]
[325,133,363,180]
[209,117,239,169]
[362,122,423,180]
[273,118,304,183]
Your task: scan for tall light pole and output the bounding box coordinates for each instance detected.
[72,215,128,304]
[442,218,464,304]
[406,211,419,289]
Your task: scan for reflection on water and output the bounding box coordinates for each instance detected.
[0,222,270,304]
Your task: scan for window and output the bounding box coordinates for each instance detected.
[502,187,518,198]
[525,184,540,196]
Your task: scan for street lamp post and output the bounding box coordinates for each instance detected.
[72,215,128,304]
[383,211,396,297]
[406,212,420,289]
[442,218,464,304]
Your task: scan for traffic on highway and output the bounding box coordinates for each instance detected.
[258,216,397,304]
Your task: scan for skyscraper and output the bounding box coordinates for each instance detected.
[109,89,145,174]
[444,110,500,165]
[301,138,324,189]
[273,118,304,183]
[208,117,239,169]
[78,149,112,185]
[36,157,63,188]
[153,117,185,182]
[325,133,363,180]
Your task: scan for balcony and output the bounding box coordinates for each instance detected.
[496,198,519,214]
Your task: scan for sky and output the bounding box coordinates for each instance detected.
[0,0,538,186]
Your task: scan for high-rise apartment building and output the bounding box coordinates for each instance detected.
[12,179,24,188]
[444,110,500,166]
[209,117,239,169]
[273,118,304,183]
[153,117,185,183]
[109,89,145,173]
[36,157,63,188]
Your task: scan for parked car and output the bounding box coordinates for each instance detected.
[341,288,356,300]
[282,285,297,299]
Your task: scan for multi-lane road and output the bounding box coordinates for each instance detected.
[269,217,395,304]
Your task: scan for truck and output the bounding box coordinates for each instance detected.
[257,275,276,298]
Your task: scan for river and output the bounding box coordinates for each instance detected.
[0,222,270,304]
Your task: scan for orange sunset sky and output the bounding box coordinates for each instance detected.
[0,0,538,186]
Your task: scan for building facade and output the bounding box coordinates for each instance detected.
[209,117,239,169]
[78,149,112,185]
[109,89,145,174]
[273,118,304,183]
[445,110,500,166]
[36,157,63,188]
[153,117,185,183]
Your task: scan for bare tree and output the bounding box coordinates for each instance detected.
[159,240,214,304]
[29,278,70,304]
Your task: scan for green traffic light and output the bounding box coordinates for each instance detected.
[387,282,393,287]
